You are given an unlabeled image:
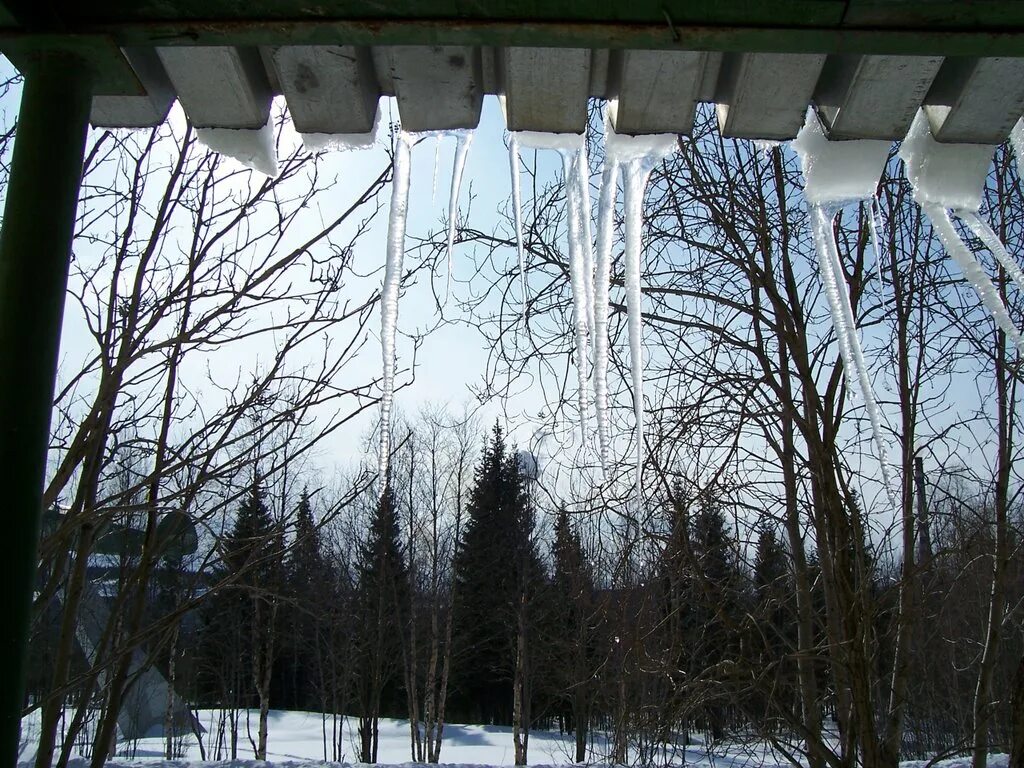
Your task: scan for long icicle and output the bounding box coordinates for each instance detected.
[958,209,1024,296]
[577,142,596,334]
[924,203,1024,354]
[431,134,441,206]
[868,196,894,321]
[593,159,620,473]
[564,151,592,436]
[378,131,413,484]
[622,160,651,510]
[444,131,474,303]
[810,204,898,504]
[509,134,527,313]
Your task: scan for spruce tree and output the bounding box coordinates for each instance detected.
[751,524,796,730]
[197,480,284,759]
[547,506,597,762]
[277,490,334,710]
[353,484,408,763]
[451,423,543,726]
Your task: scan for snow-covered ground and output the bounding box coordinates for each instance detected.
[20,709,1010,768]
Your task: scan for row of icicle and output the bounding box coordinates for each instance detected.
[243,105,1024,510]
[796,109,1024,507]
[374,115,678,505]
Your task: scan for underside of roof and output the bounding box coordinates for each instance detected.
[3,1,1024,141]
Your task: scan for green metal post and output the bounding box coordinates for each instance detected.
[0,55,91,768]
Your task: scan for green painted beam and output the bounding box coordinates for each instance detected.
[2,20,1024,97]
[0,54,91,768]
[1,1,1024,94]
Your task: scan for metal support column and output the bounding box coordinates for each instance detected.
[0,55,92,768]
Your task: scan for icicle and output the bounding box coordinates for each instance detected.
[898,112,1023,353]
[622,162,649,508]
[509,135,527,312]
[810,205,898,504]
[593,159,621,474]
[1011,118,1024,171]
[563,151,593,436]
[431,134,442,207]
[792,110,898,503]
[444,131,474,303]
[923,203,1024,354]
[868,196,893,320]
[604,118,676,509]
[576,142,597,333]
[958,210,1024,297]
[378,132,414,484]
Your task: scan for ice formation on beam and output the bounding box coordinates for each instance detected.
[604,119,677,507]
[197,120,279,177]
[301,110,380,153]
[792,111,898,504]
[378,131,414,484]
[900,111,1024,355]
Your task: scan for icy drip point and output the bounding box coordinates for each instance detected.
[301,108,381,153]
[562,150,593,437]
[791,111,889,206]
[197,119,279,177]
[605,119,677,509]
[593,158,621,473]
[926,204,1024,355]
[378,131,414,484]
[444,131,474,303]
[509,135,527,312]
[899,110,993,212]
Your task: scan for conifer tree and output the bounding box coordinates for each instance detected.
[548,506,597,762]
[277,490,334,710]
[198,480,284,759]
[353,484,409,763]
[451,423,543,727]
